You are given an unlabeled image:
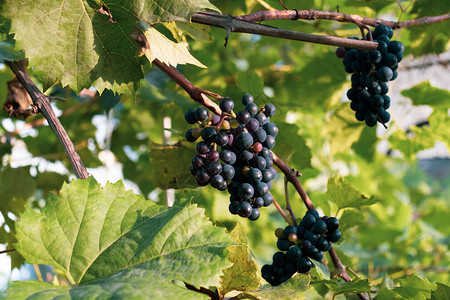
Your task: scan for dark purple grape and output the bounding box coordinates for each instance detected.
[327,229,341,243]
[196,141,210,154]
[379,110,390,123]
[316,237,331,252]
[254,182,269,197]
[336,47,346,58]
[245,103,258,116]
[220,97,234,113]
[253,128,267,143]
[209,161,222,175]
[312,220,327,234]
[236,110,251,124]
[221,164,235,180]
[263,123,279,137]
[201,127,216,143]
[248,168,263,183]
[326,217,340,231]
[245,118,260,132]
[241,94,254,106]
[377,66,393,81]
[262,168,274,183]
[207,150,219,162]
[365,112,377,127]
[263,193,273,206]
[382,95,391,109]
[304,230,318,244]
[229,202,239,215]
[238,183,254,200]
[251,156,267,170]
[248,208,260,221]
[301,214,316,228]
[237,201,253,217]
[286,246,302,262]
[195,107,209,122]
[215,131,229,146]
[369,95,384,110]
[254,112,267,126]
[259,147,270,158]
[239,150,253,162]
[273,252,287,266]
[233,132,254,150]
[211,114,221,125]
[210,175,225,189]
[263,135,275,149]
[379,81,389,95]
[191,155,204,169]
[220,150,236,164]
[297,257,312,273]
[264,104,276,117]
[195,169,210,186]
[277,238,291,251]
[253,197,264,208]
[185,129,197,142]
[185,108,197,124]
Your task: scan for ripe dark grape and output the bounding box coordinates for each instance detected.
[327,229,341,243]
[335,47,346,58]
[237,201,252,218]
[185,108,197,124]
[263,123,279,137]
[220,97,234,113]
[245,118,260,132]
[337,25,403,126]
[241,93,254,106]
[236,110,251,124]
[248,208,260,221]
[195,107,209,122]
[245,103,258,116]
[185,129,197,142]
[263,193,273,206]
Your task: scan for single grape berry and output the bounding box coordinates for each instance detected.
[237,201,253,218]
[185,108,197,124]
[220,97,234,113]
[241,94,254,106]
[195,107,209,122]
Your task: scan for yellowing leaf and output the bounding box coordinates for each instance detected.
[138,22,206,68]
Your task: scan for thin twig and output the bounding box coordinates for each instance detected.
[33,264,43,282]
[0,248,16,254]
[284,176,297,225]
[272,152,314,210]
[272,198,292,225]
[191,12,378,50]
[234,9,450,29]
[5,61,89,179]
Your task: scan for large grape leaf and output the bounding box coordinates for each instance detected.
[220,224,260,295]
[2,0,218,96]
[314,278,372,295]
[401,81,450,109]
[245,274,311,300]
[326,176,379,209]
[13,177,231,295]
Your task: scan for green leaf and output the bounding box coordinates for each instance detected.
[432,282,450,300]
[319,278,372,295]
[3,0,143,96]
[0,41,24,61]
[148,142,197,189]
[274,122,312,170]
[395,275,437,300]
[220,223,260,294]
[137,21,206,68]
[246,274,311,300]
[401,81,450,108]
[339,209,367,234]
[326,176,379,209]
[15,177,231,289]
[352,126,378,161]
[237,72,265,99]
[311,259,330,280]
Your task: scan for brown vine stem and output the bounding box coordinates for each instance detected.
[284,176,297,226]
[5,61,89,179]
[271,152,314,210]
[0,248,16,254]
[152,59,367,300]
[191,12,378,50]
[235,9,450,29]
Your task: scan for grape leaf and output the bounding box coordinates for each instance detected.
[245,274,311,300]
[352,126,378,161]
[311,259,330,280]
[3,0,218,96]
[274,122,312,170]
[432,282,450,300]
[316,278,372,295]
[0,41,24,61]
[326,176,379,209]
[401,81,450,108]
[15,177,231,289]
[220,223,260,295]
[395,275,437,300]
[137,21,206,68]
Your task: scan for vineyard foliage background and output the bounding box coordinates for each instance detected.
[0,0,449,299]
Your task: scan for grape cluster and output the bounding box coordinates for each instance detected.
[185,94,279,221]
[261,209,341,286]
[336,24,404,127]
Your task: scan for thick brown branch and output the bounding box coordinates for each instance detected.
[235,9,450,29]
[191,12,378,50]
[5,61,89,179]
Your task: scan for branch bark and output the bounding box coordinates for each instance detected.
[235,9,450,29]
[191,12,378,50]
[5,61,89,179]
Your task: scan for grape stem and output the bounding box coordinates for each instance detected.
[230,9,450,29]
[152,57,367,300]
[284,176,297,226]
[272,198,293,225]
[5,61,89,179]
[0,248,15,254]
